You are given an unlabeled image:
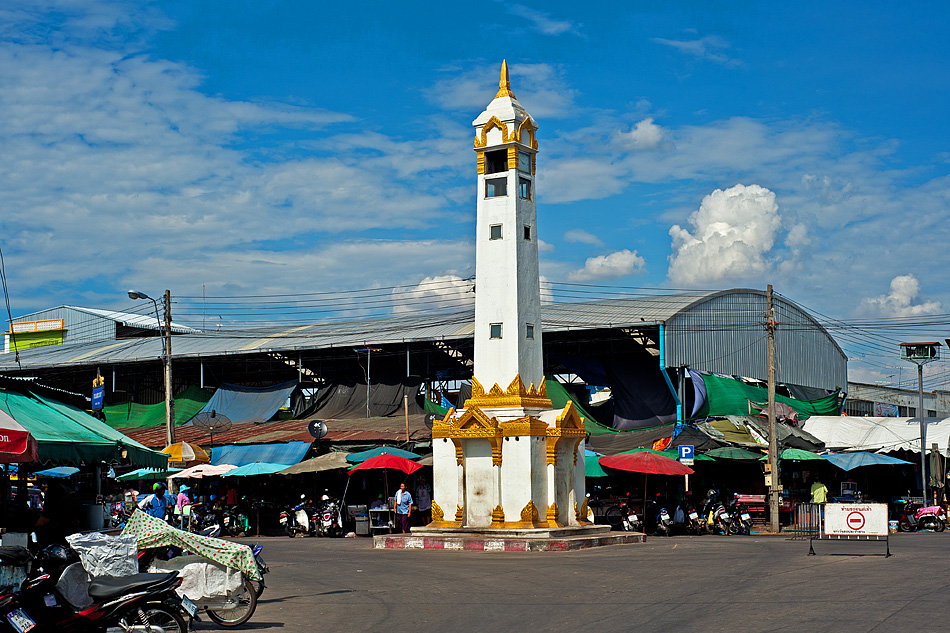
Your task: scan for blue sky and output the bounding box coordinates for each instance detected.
[1,1,949,385]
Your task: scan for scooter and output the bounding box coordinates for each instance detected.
[898,503,947,532]
[0,544,191,633]
[279,495,316,537]
[618,500,642,533]
[654,507,673,536]
[728,495,752,535]
[316,495,343,538]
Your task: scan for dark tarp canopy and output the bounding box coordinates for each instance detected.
[193,381,297,425]
[733,415,825,451]
[303,377,423,419]
[586,424,676,456]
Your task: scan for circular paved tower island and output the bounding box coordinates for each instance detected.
[427,62,590,533]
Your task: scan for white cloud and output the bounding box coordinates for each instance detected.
[563,229,603,246]
[539,276,555,304]
[568,249,645,281]
[391,275,475,315]
[614,118,667,150]
[668,184,780,285]
[506,4,579,36]
[652,34,742,67]
[860,275,942,317]
[537,239,554,252]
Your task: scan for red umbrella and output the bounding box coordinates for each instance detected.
[599,452,693,529]
[0,409,37,464]
[348,454,422,476]
[600,452,694,475]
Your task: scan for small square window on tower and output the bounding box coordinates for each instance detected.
[523,225,531,241]
[486,177,507,198]
[489,224,503,240]
[490,323,503,339]
[518,151,531,174]
[526,323,535,340]
[518,177,531,200]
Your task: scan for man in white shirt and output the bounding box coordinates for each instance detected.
[415,476,432,526]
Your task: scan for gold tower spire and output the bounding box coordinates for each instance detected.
[495,59,515,99]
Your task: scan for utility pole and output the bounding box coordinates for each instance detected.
[164,289,176,446]
[767,285,780,533]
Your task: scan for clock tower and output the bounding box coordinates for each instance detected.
[428,62,588,531]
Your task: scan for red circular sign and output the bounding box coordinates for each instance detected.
[846,511,865,530]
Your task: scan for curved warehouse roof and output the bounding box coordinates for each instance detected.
[0,289,847,391]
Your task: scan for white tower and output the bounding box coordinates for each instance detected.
[429,62,588,532]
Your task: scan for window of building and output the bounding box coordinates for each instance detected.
[523,225,531,241]
[518,152,531,173]
[489,224,503,240]
[486,177,507,198]
[526,324,535,340]
[485,150,507,174]
[490,323,503,339]
[518,177,531,200]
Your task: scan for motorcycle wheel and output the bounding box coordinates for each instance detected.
[898,519,913,532]
[132,603,187,633]
[603,506,623,528]
[935,519,946,533]
[286,526,297,538]
[250,577,265,599]
[206,579,258,627]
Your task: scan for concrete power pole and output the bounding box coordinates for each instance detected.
[164,289,176,446]
[767,285,780,533]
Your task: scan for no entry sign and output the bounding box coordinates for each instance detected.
[823,503,887,536]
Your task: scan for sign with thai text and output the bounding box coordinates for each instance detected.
[823,503,887,536]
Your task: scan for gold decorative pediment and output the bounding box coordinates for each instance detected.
[500,416,549,437]
[474,116,510,149]
[432,406,503,439]
[465,373,553,410]
[515,118,538,149]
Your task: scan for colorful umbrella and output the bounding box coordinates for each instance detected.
[116,467,182,482]
[706,447,763,461]
[169,463,237,479]
[822,452,913,471]
[620,448,714,462]
[349,453,423,475]
[346,446,421,464]
[279,453,351,475]
[601,452,695,475]
[220,462,288,477]
[759,448,824,461]
[0,408,38,464]
[161,441,210,467]
[34,466,80,478]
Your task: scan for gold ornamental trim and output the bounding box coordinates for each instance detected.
[432,406,500,439]
[545,502,562,527]
[490,504,506,527]
[502,499,540,529]
[576,497,591,524]
[431,501,444,523]
[507,146,518,170]
[428,501,463,528]
[495,59,516,99]
[474,116,511,149]
[515,117,538,150]
[464,375,552,410]
[476,150,485,175]
[500,415,549,437]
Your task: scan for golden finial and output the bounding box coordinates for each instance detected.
[495,59,515,99]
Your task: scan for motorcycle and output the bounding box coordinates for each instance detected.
[898,503,947,532]
[187,503,222,537]
[683,502,705,535]
[279,495,316,537]
[728,495,752,535]
[702,490,731,535]
[0,544,192,633]
[316,495,343,538]
[654,507,673,536]
[618,500,642,533]
[222,505,251,537]
[249,545,268,599]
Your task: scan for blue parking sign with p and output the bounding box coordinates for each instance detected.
[678,445,694,460]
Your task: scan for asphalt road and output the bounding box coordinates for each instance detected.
[211,532,949,632]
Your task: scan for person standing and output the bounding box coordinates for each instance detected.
[810,478,829,504]
[415,476,432,526]
[394,483,413,533]
[175,485,192,529]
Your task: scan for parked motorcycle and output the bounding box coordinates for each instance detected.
[316,495,343,538]
[249,545,268,599]
[728,495,752,535]
[618,500,642,533]
[703,490,731,535]
[280,495,316,537]
[898,503,947,532]
[222,505,251,537]
[683,500,705,535]
[654,507,673,536]
[187,503,222,537]
[0,544,191,633]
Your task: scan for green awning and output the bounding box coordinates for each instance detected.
[0,388,167,468]
[695,373,840,420]
[545,378,614,436]
[102,385,213,429]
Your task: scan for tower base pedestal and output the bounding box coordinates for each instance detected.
[374,524,646,551]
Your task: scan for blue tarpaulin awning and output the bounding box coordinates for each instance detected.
[34,466,80,478]
[210,442,310,467]
[822,452,913,471]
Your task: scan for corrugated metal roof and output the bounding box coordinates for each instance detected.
[120,414,432,449]
[0,290,847,391]
[0,294,722,369]
[65,306,199,334]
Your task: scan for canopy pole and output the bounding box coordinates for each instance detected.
[658,324,682,425]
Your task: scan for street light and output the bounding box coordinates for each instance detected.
[900,341,941,501]
[129,289,175,447]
